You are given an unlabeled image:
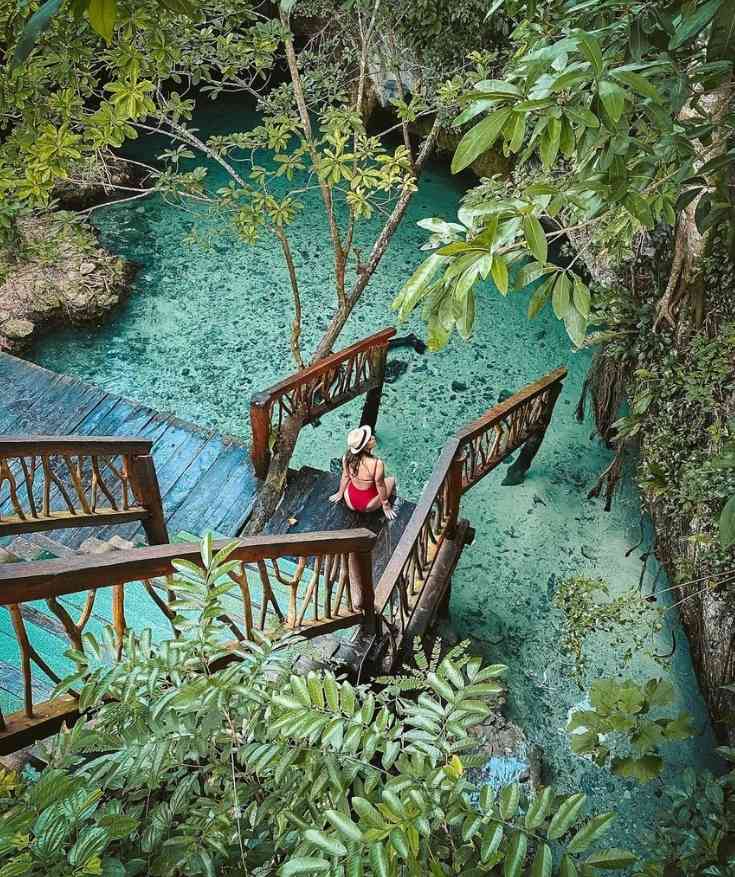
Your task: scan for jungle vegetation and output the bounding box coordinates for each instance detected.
[0,0,734,874]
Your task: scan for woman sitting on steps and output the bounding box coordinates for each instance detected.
[329,425,397,520]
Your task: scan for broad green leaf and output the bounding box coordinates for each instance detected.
[304,830,347,858]
[528,274,554,318]
[576,31,604,76]
[499,783,520,819]
[491,254,509,294]
[369,844,389,877]
[547,792,587,839]
[610,69,662,101]
[454,99,496,127]
[552,274,571,319]
[393,254,447,320]
[670,0,723,49]
[503,831,527,877]
[584,848,637,870]
[87,0,118,43]
[480,824,503,862]
[280,858,331,876]
[457,287,476,340]
[539,118,561,168]
[12,0,65,64]
[525,786,554,830]
[572,276,591,317]
[564,305,588,347]
[567,813,616,853]
[522,215,548,264]
[598,80,626,124]
[719,493,735,548]
[325,810,363,843]
[560,855,578,877]
[707,0,735,61]
[452,108,513,174]
[611,755,663,783]
[530,843,552,877]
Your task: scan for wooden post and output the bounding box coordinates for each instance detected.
[350,550,376,634]
[129,454,169,545]
[444,452,465,540]
[503,382,564,486]
[360,347,388,431]
[250,394,272,480]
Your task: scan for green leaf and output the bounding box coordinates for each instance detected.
[280,858,331,876]
[499,782,520,819]
[87,0,118,42]
[552,274,571,319]
[719,493,735,549]
[480,824,503,862]
[525,786,554,830]
[567,813,616,853]
[598,80,626,124]
[528,274,554,318]
[304,830,347,858]
[522,215,548,265]
[530,843,552,877]
[564,304,587,347]
[12,0,65,64]
[547,793,587,839]
[707,0,735,61]
[611,755,663,783]
[393,254,446,320]
[584,848,637,870]
[670,0,723,49]
[576,31,604,76]
[325,810,363,844]
[610,69,662,101]
[369,844,389,877]
[572,276,591,317]
[560,856,578,877]
[491,254,509,294]
[503,831,528,877]
[452,108,513,174]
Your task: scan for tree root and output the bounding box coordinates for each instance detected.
[587,447,625,511]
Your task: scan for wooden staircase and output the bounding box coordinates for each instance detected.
[0,328,567,755]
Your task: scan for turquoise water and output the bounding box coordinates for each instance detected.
[32,96,717,848]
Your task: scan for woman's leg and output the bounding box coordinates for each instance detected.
[364,477,396,512]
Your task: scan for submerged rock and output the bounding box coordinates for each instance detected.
[0,215,136,355]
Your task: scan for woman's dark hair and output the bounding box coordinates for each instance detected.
[346,447,373,478]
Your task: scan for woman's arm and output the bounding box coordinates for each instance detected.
[375,460,396,520]
[329,456,350,503]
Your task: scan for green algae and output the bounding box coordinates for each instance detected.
[31,94,718,851]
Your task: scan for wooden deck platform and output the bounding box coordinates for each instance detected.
[0,352,258,546]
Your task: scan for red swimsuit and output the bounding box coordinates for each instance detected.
[345,458,380,512]
[346,480,379,512]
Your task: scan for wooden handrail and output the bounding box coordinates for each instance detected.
[250,328,396,479]
[0,528,377,752]
[0,437,168,544]
[0,436,153,457]
[374,367,566,648]
[0,530,376,604]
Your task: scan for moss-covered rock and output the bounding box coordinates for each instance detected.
[0,213,136,354]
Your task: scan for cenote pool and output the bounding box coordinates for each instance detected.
[33,96,717,850]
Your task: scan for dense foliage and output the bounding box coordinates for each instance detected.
[0,539,637,876]
[395,0,735,348]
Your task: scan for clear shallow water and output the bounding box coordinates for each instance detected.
[33,96,717,848]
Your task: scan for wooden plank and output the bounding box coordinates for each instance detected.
[0,695,78,756]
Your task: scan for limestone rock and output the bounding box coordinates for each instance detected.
[0,215,135,355]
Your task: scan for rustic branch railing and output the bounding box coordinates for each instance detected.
[0,437,168,545]
[250,328,395,478]
[0,529,376,752]
[374,367,567,650]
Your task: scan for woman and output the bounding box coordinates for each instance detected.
[329,425,397,520]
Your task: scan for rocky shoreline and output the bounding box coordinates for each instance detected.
[0,213,137,355]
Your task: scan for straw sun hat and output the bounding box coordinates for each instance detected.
[347,425,372,455]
